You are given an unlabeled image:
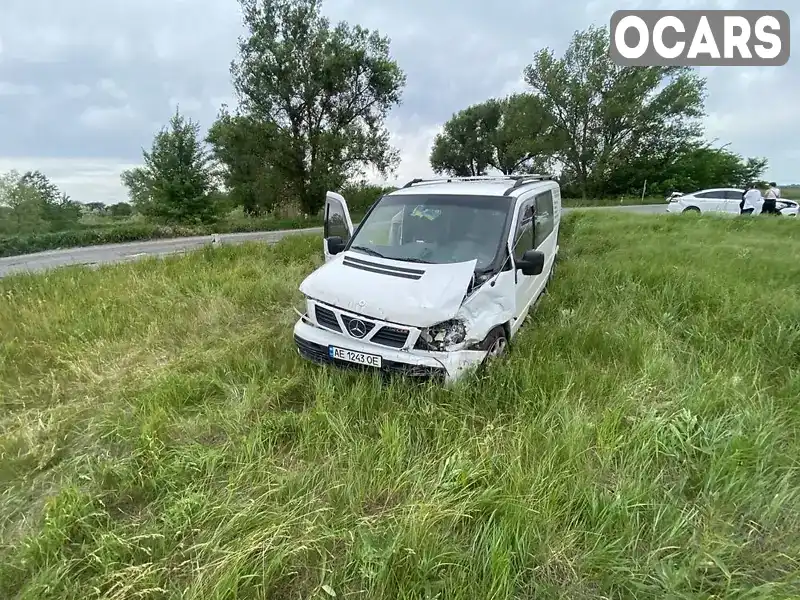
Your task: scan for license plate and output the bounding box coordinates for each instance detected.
[329,346,382,368]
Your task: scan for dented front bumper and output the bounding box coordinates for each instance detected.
[293,318,486,383]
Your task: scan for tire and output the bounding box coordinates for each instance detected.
[682,206,701,214]
[480,326,508,362]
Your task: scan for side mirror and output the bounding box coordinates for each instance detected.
[517,249,545,276]
[326,236,346,255]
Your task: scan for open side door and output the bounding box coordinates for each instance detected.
[323,191,354,262]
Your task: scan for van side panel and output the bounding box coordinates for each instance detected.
[507,182,560,336]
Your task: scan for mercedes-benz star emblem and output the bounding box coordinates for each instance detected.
[348,319,367,338]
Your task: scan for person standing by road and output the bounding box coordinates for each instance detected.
[741,183,760,215]
[762,182,780,214]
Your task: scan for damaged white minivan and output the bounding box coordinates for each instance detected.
[293,175,561,382]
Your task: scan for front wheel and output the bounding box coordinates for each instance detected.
[480,326,508,362]
[682,206,701,214]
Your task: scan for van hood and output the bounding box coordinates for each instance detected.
[299,251,478,328]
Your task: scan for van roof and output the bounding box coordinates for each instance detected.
[388,176,557,198]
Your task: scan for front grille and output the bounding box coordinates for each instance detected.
[341,314,376,338]
[371,326,409,348]
[314,303,409,348]
[315,306,341,332]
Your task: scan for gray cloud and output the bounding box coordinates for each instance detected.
[0,0,798,204]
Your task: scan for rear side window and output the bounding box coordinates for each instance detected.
[534,191,554,247]
[695,191,726,199]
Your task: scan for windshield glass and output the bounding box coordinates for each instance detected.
[347,194,512,269]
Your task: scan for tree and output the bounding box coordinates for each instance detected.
[120,167,151,211]
[0,170,80,234]
[0,170,47,234]
[231,0,406,214]
[121,108,218,224]
[430,100,501,176]
[661,145,767,193]
[84,202,107,214]
[22,171,82,228]
[207,108,286,216]
[493,93,561,175]
[339,180,396,213]
[108,202,133,217]
[523,25,706,199]
[19,170,67,205]
[429,94,561,177]
[594,140,767,197]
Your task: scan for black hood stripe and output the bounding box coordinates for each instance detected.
[343,255,426,278]
[343,260,423,280]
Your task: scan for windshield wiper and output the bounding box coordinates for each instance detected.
[350,245,386,258]
[351,246,433,264]
[394,257,433,264]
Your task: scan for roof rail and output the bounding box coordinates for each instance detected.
[502,174,553,196]
[401,174,552,189]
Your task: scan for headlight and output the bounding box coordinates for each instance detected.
[415,319,467,351]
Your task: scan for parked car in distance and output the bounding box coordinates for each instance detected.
[666,188,799,216]
[292,174,562,383]
[774,198,799,216]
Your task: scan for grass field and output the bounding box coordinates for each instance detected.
[1,211,799,599]
[779,187,800,200]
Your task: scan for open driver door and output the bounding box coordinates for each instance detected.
[323,191,354,262]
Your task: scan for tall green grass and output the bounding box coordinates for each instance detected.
[1,212,798,599]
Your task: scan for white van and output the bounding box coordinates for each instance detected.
[293,175,561,382]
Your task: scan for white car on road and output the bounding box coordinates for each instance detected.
[666,188,798,216]
[293,175,561,382]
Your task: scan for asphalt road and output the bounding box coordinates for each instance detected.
[0,203,666,278]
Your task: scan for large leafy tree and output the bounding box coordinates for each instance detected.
[121,108,218,224]
[230,0,406,214]
[429,94,560,177]
[206,108,286,216]
[429,100,501,176]
[524,25,706,198]
[493,93,561,175]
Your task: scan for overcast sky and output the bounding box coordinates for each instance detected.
[0,0,797,204]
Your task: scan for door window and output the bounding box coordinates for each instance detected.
[325,199,350,241]
[534,191,554,247]
[512,202,534,262]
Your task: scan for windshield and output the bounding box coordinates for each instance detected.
[347,194,512,270]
